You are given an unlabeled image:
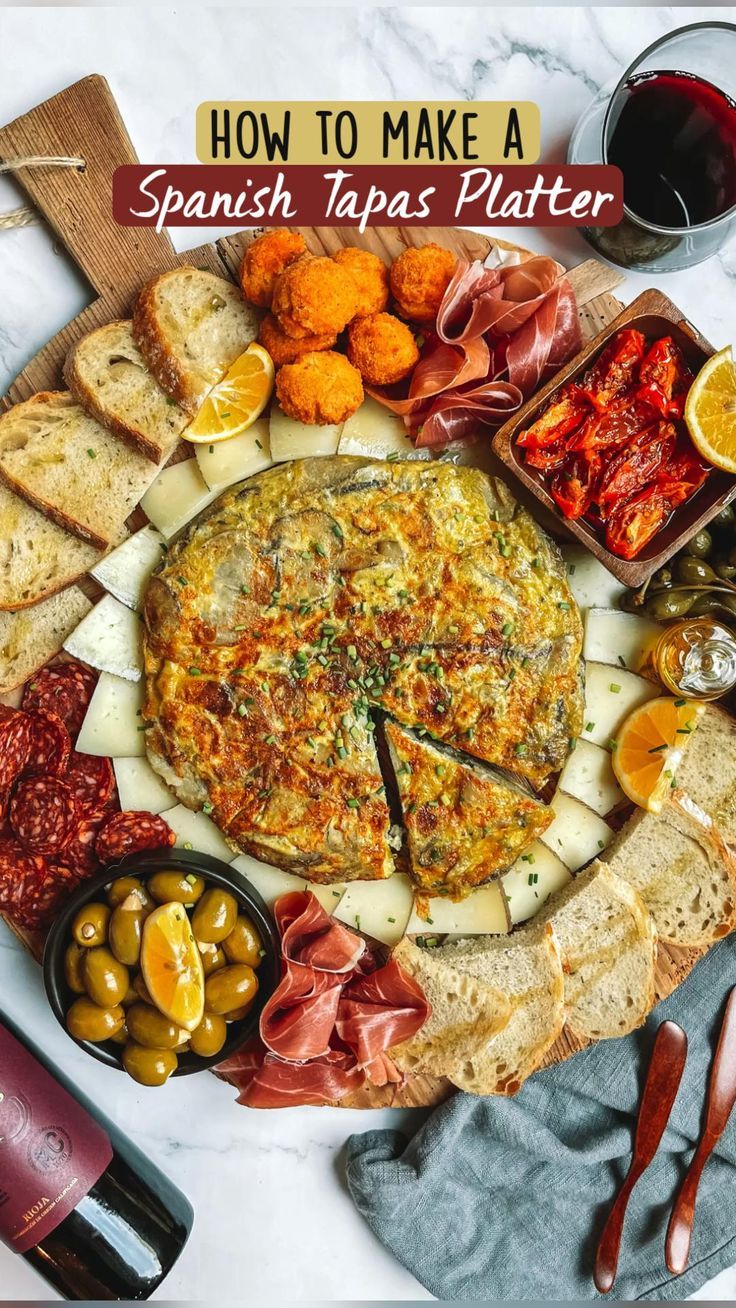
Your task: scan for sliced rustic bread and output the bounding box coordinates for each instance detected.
[133,267,259,414]
[542,861,657,1040]
[674,704,736,843]
[0,587,92,694]
[0,482,100,610]
[64,320,189,462]
[0,392,159,549]
[436,924,565,1095]
[390,937,512,1078]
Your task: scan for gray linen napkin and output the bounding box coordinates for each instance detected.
[346,936,736,1301]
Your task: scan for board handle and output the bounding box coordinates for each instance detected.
[0,75,178,305]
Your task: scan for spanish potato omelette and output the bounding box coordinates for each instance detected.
[142,457,583,886]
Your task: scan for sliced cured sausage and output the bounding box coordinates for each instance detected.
[0,838,48,921]
[25,711,71,777]
[64,752,115,816]
[95,810,175,865]
[9,777,78,856]
[22,661,97,739]
[0,708,32,810]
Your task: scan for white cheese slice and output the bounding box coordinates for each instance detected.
[90,525,166,612]
[405,881,510,937]
[501,842,571,925]
[230,853,308,906]
[140,459,220,540]
[583,607,659,674]
[562,545,627,612]
[63,594,143,682]
[76,672,146,758]
[195,418,272,492]
[540,792,613,871]
[160,804,236,864]
[333,874,414,946]
[582,662,659,749]
[337,397,429,461]
[558,737,625,817]
[113,756,176,816]
[309,882,347,914]
[269,404,342,462]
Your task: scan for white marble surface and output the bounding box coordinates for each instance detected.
[2,6,736,1300]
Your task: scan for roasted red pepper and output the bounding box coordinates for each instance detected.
[578,328,646,412]
[655,444,710,507]
[573,395,654,452]
[636,337,693,418]
[597,422,676,519]
[605,487,672,559]
[518,385,588,450]
[550,451,601,520]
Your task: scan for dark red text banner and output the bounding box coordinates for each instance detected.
[112,164,623,231]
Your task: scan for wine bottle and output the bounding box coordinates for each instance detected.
[0,1011,193,1300]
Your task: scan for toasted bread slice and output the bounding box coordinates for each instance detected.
[0,392,159,548]
[542,861,657,1040]
[133,267,259,414]
[390,937,512,1079]
[64,320,189,462]
[437,923,565,1095]
[0,481,101,610]
[675,704,736,843]
[0,587,92,694]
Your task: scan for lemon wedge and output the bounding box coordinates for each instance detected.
[184,343,275,445]
[141,902,205,1031]
[685,345,736,473]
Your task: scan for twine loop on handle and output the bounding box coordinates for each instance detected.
[0,155,86,230]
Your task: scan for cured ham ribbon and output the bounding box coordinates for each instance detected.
[216,891,431,1109]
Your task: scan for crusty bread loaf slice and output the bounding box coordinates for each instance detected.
[390,937,512,1078]
[436,923,565,1095]
[64,321,189,462]
[0,482,101,610]
[0,587,92,694]
[674,704,736,844]
[0,392,159,549]
[541,861,657,1040]
[133,267,259,414]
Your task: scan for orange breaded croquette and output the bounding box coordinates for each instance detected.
[390,243,457,324]
[332,247,390,318]
[240,229,307,308]
[258,312,337,366]
[275,351,364,426]
[347,313,420,387]
[272,256,359,339]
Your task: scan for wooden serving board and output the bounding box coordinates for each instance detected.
[0,74,707,1108]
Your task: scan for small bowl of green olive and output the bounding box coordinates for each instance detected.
[43,849,279,1086]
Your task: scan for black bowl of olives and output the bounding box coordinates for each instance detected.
[43,849,279,1086]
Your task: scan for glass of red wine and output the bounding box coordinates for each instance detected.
[568,22,736,271]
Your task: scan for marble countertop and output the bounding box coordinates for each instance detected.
[1,5,736,1300]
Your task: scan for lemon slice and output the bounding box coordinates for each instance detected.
[612,695,704,814]
[184,343,275,445]
[141,902,205,1031]
[685,345,736,473]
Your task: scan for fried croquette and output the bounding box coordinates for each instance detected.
[347,312,420,386]
[240,229,307,308]
[272,256,359,339]
[275,351,364,426]
[332,247,390,318]
[390,243,457,324]
[258,312,337,366]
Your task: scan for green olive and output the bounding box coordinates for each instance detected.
[189,1012,228,1058]
[121,985,139,1007]
[108,903,145,967]
[83,947,130,1008]
[224,1005,251,1021]
[126,1002,184,1051]
[222,915,263,967]
[688,594,729,618]
[716,563,736,581]
[147,870,205,905]
[107,877,154,912]
[122,1042,178,1087]
[713,505,735,528]
[675,556,717,585]
[644,589,696,621]
[191,888,239,944]
[109,1023,129,1046]
[67,997,125,1043]
[200,945,227,977]
[651,567,673,589]
[72,902,111,948]
[133,974,154,1005]
[686,529,713,558]
[716,594,736,616]
[204,963,259,1015]
[63,942,87,994]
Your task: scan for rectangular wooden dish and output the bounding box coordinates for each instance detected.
[493,288,736,588]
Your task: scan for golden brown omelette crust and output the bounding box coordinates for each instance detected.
[142,458,583,885]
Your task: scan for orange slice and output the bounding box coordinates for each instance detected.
[183,343,275,444]
[685,346,736,473]
[612,695,705,814]
[141,902,205,1032]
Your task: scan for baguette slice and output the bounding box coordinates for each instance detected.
[0,587,92,694]
[437,923,565,1096]
[0,481,100,610]
[674,704,736,844]
[389,937,512,1079]
[542,861,657,1040]
[65,320,189,462]
[133,268,259,414]
[0,393,160,548]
